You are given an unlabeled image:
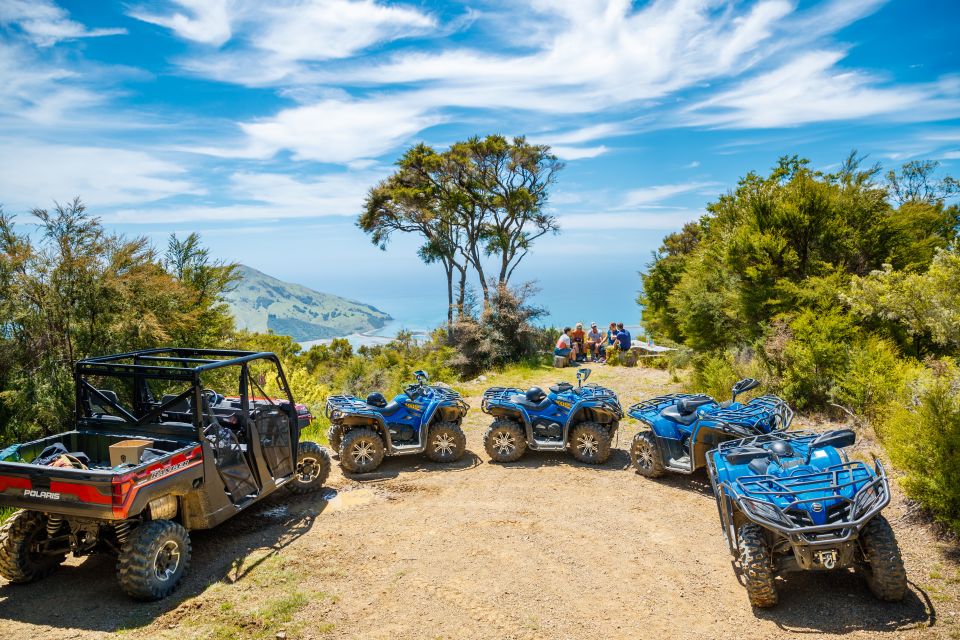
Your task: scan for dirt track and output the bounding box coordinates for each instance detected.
[0,367,954,639]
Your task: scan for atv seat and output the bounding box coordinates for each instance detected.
[375,401,403,416]
[549,382,573,394]
[510,394,552,411]
[660,396,714,426]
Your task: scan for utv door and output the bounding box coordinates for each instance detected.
[244,359,298,488]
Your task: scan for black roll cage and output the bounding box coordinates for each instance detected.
[74,348,296,440]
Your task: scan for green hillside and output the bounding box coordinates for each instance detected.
[224,265,392,342]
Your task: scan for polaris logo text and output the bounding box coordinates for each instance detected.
[146,460,189,482]
[23,489,60,500]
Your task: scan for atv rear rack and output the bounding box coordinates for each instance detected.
[628,393,710,418]
[324,395,381,420]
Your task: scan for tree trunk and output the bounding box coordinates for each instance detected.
[443,260,454,341]
[455,264,468,320]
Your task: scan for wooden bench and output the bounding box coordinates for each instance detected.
[553,355,568,368]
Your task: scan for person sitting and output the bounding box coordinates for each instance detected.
[615,322,632,351]
[570,322,586,362]
[586,322,603,361]
[554,327,578,362]
[601,322,617,360]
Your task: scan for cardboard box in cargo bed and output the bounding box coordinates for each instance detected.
[109,439,154,467]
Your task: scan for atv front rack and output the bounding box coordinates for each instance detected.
[481,387,527,414]
[703,394,793,434]
[709,432,890,548]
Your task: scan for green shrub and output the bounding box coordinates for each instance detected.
[779,310,854,410]
[690,352,739,400]
[880,360,960,535]
[834,336,917,418]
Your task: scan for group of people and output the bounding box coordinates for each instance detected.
[554,322,632,363]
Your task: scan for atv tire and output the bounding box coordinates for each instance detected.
[288,440,331,494]
[858,515,907,601]
[327,424,343,455]
[483,419,527,463]
[426,421,466,463]
[0,510,66,584]
[117,519,191,601]
[630,431,666,478]
[569,422,612,464]
[339,428,385,473]
[738,523,778,608]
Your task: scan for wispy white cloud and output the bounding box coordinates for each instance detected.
[551,145,609,160]
[685,50,960,128]
[131,0,436,84]
[188,94,445,164]
[129,0,231,46]
[0,0,125,46]
[619,182,720,208]
[0,142,202,211]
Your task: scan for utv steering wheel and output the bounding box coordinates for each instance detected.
[202,389,224,407]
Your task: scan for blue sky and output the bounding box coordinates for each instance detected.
[1,0,958,330]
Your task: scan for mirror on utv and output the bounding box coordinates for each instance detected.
[414,370,429,384]
[810,429,856,451]
[731,377,760,400]
[726,446,771,466]
[576,368,591,386]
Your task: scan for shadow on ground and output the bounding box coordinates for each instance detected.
[340,450,483,482]
[0,489,333,633]
[753,572,935,634]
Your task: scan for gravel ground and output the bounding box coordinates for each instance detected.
[0,366,955,639]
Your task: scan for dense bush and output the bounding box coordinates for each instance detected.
[448,283,549,378]
[880,361,960,535]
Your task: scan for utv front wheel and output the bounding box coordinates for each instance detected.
[630,431,666,478]
[117,520,191,601]
[569,422,611,464]
[0,510,66,583]
[327,424,343,455]
[426,421,466,463]
[288,440,331,494]
[483,419,526,463]
[339,428,385,473]
[738,523,778,608]
[858,515,907,601]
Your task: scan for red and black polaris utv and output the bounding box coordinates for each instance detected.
[0,348,330,600]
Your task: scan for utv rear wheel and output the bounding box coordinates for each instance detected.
[569,422,611,464]
[0,510,66,584]
[288,440,331,494]
[426,421,466,463]
[339,428,385,473]
[117,520,191,601]
[630,431,665,478]
[858,515,907,601]
[327,424,343,455]
[483,419,526,463]
[738,523,778,608]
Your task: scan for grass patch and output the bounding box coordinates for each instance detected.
[0,507,16,523]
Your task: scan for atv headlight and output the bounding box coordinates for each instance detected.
[744,499,787,525]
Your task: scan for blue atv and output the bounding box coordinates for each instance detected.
[325,370,469,473]
[628,378,792,477]
[707,430,906,607]
[480,368,623,464]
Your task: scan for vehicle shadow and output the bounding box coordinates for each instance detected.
[0,488,336,633]
[646,468,716,498]
[341,449,484,482]
[751,571,935,633]
[494,446,633,471]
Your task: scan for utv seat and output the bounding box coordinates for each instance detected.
[660,395,715,426]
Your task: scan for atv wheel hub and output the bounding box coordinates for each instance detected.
[635,441,654,468]
[296,456,320,482]
[576,434,598,457]
[351,441,376,465]
[492,432,516,454]
[433,433,456,456]
[154,540,181,581]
